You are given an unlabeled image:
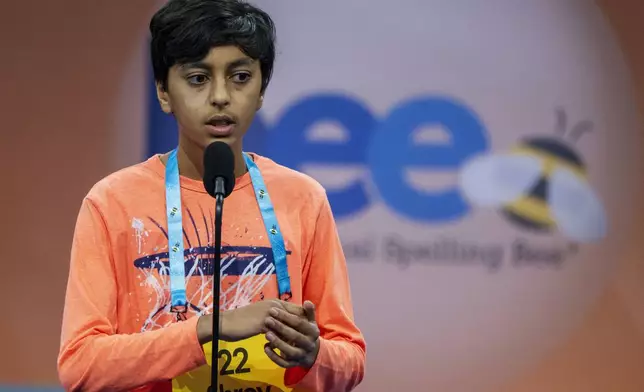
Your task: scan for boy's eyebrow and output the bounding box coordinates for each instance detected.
[227,58,256,69]
[180,58,256,72]
[180,62,211,71]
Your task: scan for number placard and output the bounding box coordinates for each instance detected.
[219,347,252,376]
[173,335,292,392]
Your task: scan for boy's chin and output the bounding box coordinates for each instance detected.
[203,135,236,148]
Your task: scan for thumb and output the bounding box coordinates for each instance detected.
[303,300,316,322]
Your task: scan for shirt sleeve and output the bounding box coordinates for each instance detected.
[284,194,367,391]
[57,198,207,391]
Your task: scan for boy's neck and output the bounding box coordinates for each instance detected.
[175,136,248,181]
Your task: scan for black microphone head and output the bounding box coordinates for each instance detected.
[203,141,235,198]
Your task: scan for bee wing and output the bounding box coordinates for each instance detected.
[549,167,607,242]
[459,154,542,207]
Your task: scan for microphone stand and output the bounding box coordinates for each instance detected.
[209,179,225,392]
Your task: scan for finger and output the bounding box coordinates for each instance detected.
[265,317,318,353]
[270,307,305,329]
[280,301,306,317]
[265,330,305,360]
[303,300,316,323]
[264,343,297,368]
[269,308,319,342]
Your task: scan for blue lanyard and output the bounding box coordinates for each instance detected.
[165,149,292,313]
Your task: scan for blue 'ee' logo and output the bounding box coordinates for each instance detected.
[148,90,490,223]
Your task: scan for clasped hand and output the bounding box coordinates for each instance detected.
[262,300,320,369]
[203,299,320,369]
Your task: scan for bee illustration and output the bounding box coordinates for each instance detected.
[458,108,607,243]
[169,206,178,217]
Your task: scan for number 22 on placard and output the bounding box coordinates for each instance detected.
[219,348,251,376]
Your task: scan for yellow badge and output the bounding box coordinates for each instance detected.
[173,334,292,392]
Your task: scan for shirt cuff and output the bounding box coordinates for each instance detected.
[283,338,329,389]
[184,316,208,369]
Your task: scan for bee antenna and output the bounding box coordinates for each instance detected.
[570,121,594,142]
[555,107,567,135]
[570,120,593,142]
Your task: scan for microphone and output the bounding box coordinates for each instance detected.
[202,141,235,392]
[203,141,235,199]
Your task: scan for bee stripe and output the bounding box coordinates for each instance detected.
[505,196,554,226]
[511,147,585,179]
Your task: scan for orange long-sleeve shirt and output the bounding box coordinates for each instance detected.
[58,153,365,391]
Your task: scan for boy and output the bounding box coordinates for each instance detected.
[57,0,366,391]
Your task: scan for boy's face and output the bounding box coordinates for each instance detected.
[156,45,264,152]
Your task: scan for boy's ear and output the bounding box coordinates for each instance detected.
[257,95,264,111]
[156,82,172,114]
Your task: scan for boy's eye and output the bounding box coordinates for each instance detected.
[187,74,208,85]
[231,72,251,83]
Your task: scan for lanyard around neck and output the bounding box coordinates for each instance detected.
[164,149,292,313]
